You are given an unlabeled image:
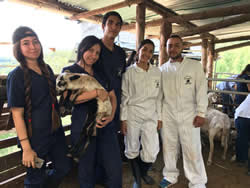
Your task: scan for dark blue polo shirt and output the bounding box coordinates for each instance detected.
[62,63,112,142]
[7,65,58,154]
[96,42,126,128]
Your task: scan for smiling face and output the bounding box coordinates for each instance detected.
[82,44,101,66]
[138,43,154,64]
[102,15,122,40]
[166,37,183,60]
[20,36,41,61]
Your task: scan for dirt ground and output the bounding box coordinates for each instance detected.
[61,143,250,188]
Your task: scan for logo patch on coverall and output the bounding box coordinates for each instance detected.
[184,76,192,85]
[154,80,160,88]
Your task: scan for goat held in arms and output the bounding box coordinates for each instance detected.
[56,71,112,162]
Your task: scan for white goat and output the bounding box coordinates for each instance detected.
[201,92,231,165]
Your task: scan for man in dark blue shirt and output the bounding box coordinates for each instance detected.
[96,11,126,132]
[95,11,126,186]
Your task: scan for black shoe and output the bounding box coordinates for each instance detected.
[129,158,141,188]
[142,175,155,185]
[236,160,247,167]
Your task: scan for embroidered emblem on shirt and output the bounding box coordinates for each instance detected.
[117,68,122,78]
[184,76,192,85]
[155,80,160,88]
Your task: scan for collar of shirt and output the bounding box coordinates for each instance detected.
[170,60,182,63]
[134,63,152,72]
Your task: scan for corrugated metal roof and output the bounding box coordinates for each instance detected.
[56,0,250,43]
[7,0,250,45]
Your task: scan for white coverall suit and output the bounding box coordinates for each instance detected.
[120,63,162,163]
[160,57,208,188]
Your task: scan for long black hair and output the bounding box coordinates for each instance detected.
[12,26,60,137]
[77,35,102,70]
[238,64,250,78]
[127,39,155,67]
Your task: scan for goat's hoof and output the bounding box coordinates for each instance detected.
[230,155,236,162]
[207,161,212,166]
[73,157,79,163]
[66,153,72,158]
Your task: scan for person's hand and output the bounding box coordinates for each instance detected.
[22,148,37,168]
[96,115,113,128]
[157,120,162,130]
[121,121,127,135]
[96,89,109,102]
[193,116,205,128]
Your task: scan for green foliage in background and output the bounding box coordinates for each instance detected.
[215,44,250,78]
[44,49,76,74]
[0,49,76,75]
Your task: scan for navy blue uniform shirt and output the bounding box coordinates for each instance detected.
[7,65,59,154]
[96,42,126,129]
[62,63,113,140]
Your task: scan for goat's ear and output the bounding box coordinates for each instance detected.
[69,75,80,81]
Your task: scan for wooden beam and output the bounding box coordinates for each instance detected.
[146,34,160,39]
[183,36,203,41]
[175,14,250,37]
[121,19,183,31]
[70,0,143,20]
[201,39,208,73]
[185,42,202,48]
[144,0,215,40]
[207,38,215,89]
[159,17,172,66]
[136,3,146,49]
[167,3,250,23]
[215,41,250,53]
[215,35,250,44]
[144,0,193,29]
[0,42,11,45]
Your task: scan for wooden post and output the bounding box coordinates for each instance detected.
[136,3,146,49]
[207,38,215,89]
[159,17,172,66]
[201,38,208,73]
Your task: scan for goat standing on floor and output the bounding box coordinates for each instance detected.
[202,92,231,165]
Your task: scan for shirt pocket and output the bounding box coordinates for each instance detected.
[149,76,160,97]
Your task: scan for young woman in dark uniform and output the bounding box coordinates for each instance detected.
[62,35,121,188]
[7,26,70,188]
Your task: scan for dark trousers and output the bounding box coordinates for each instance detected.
[235,117,250,162]
[77,128,122,188]
[24,129,71,187]
[221,93,234,115]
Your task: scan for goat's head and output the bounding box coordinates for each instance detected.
[208,92,220,106]
[56,70,81,94]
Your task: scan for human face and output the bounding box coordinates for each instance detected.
[20,36,41,61]
[166,37,183,60]
[102,15,122,40]
[82,44,101,66]
[138,43,154,64]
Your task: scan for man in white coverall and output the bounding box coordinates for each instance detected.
[159,35,208,188]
